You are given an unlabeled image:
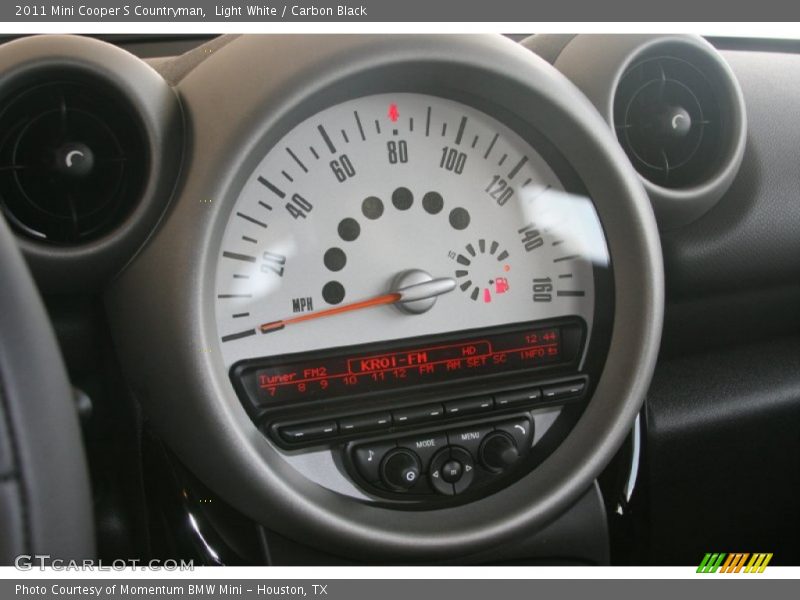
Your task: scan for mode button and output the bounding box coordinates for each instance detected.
[397,433,448,468]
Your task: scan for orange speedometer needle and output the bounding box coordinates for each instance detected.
[259,276,456,334]
[260,293,401,333]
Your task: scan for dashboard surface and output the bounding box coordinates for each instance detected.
[0,33,797,566]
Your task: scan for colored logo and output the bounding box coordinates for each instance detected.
[697,553,773,573]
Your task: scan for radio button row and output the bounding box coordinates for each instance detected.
[279,421,338,443]
[542,380,586,401]
[392,403,444,426]
[494,387,542,408]
[338,412,392,434]
[444,396,493,417]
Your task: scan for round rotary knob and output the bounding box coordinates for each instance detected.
[380,449,422,491]
[479,432,520,473]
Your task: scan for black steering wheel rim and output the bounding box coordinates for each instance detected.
[0,214,95,563]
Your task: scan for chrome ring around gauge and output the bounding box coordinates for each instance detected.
[107,35,663,560]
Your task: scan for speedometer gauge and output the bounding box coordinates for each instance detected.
[105,34,662,544]
[215,93,609,381]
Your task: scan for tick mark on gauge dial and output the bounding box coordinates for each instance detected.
[318,125,337,154]
[353,111,366,141]
[507,156,529,180]
[220,329,256,343]
[286,147,308,172]
[257,176,284,200]
[222,251,256,263]
[553,254,579,263]
[236,212,267,229]
[455,116,467,145]
[557,290,586,297]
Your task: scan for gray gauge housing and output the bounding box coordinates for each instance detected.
[106,35,663,561]
[527,34,747,231]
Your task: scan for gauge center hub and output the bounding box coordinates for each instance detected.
[392,269,441,314]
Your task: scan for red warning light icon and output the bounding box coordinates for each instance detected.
[388,103,400,122]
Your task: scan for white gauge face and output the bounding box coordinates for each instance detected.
[214,93,609,369]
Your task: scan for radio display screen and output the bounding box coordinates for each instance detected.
[232,321,582,408]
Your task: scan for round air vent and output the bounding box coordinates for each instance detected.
[0,34,183,292]
[0,81,147,244]
[614,56,721,189]
[532,34,747,229]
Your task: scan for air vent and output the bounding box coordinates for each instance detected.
[0,81,147,244]
[614,55,723,189]
[535,34,745,228]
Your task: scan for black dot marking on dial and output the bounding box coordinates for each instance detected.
[449,207,470,230]
[322,281,346,305]
[338,218,361,242]
[362,196,384,220]
[392,187,414,210]
[422,191,444,215]
[324,247,347,272]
